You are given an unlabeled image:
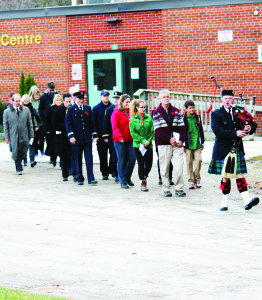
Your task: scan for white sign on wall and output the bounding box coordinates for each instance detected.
[258,45,262,62]
[131,67,139,79]
[218,30,233,42]
[72,64,82,80]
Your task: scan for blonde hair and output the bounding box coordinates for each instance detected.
[52,94,63,106]
[21,94,30,105]
[30,87,41,101]
[118,94,131,110]
[28,85,38,98]
[130,99,146,116]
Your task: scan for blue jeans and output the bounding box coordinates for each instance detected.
[114,141,136,184]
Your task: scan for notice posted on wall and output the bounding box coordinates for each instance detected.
[218,30,233,42]
[258,45,262,62]
[72,64,82,80]
[131,68,139,79]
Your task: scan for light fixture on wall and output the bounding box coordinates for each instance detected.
[103,18,122,24]
[254,7,259,16]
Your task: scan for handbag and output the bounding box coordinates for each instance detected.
[222,146,237,178]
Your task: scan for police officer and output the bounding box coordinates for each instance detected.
[102,91,122,182]
[65,91,98,185]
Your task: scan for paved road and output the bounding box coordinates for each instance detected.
[0,139,262,300]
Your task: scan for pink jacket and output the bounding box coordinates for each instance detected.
[111,108,133,142]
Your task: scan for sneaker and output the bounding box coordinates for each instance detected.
[121,183,129,189]
[17,171,23,175]
[195,182,202,188]
[189,184,195,189]
[141,180,149,192]
[175,190,186,197]
[164,191,172,197]
[88,180,98,185]
[127,180,134,186]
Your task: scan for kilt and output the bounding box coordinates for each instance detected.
[208,150,247,175]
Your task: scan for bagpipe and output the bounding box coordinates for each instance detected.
[208,76,255,131]
[209,76,256,178]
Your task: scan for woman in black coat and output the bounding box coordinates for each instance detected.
[21,94,40,167]
[44,94,62,166]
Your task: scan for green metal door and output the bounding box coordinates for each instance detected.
[87,53,122,107]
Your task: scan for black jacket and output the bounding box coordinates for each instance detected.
[102,104,115,146]
[44,105,59,157]
[183,112,204,149]
[38,90,59,125]
[52,104,71,156]
[211,106,257,160]
[93,100,112,138]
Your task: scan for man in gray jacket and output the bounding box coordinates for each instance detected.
[3,93,34,174]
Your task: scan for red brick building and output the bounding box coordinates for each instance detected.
[0,1,261,129]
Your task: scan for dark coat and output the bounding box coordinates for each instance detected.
[93,100,112,138]
[102,104,115,146]
[183,112,205,149]
[211,106,257,160]
[45,105,59,156]
[24,103,40,131]
[65,103,97,145]
[38,90,59,127]
[52,104,71,156]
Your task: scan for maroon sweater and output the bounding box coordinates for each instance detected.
[153,103,185,146]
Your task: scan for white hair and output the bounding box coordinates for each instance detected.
[159,89,170,98]
[69,86,79,96]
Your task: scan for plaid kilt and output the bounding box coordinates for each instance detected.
[208,150,247,175]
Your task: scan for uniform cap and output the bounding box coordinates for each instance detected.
[73,91,86,99]
[112,91,122,98]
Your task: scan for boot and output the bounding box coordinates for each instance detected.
[220,194,229,211]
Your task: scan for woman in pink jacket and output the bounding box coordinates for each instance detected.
[111,94,136,189]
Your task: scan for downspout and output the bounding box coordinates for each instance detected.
[66,16,70,91]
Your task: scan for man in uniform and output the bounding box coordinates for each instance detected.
[92,89,112,180]
[208,89,259,211]
[102,91,122,182]
[4,93,34,174]
[65,91,98,185]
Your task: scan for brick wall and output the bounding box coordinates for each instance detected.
[0,16,69,104]
[162,4,262,133]
[68,10,164,94]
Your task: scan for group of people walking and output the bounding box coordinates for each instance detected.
[3,84,260,211]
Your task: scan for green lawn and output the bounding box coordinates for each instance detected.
[0,287,69,300]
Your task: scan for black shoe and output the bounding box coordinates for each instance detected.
[102,175,109,180]
[220,207,228,211]
[78,181,84,185]
[73,175,78,182]
[115,176,118,183]
[127,180,134,186]
[23,162,27,167]
[158,180,162,185]
[88,180,98,185]
[121,183,129,189]
[52,161,56,167]
[175,190,186,197]
[164,191,172,197]
[63,177,68,182]
[31,161,37,168]
[245,197,260,210]
[170,180,174,186]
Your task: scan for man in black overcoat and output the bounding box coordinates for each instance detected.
[208,89,259,211]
